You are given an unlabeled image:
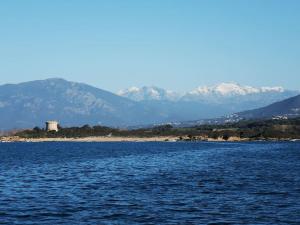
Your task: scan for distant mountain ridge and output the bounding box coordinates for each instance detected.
[169,94,300,127]
[236,94,300,120]
[187,83,284,96]
[118,86,180,101]
[118,83,299,121]
[0,78,168,129]
[118,83,290,102]
[0,78,299,130]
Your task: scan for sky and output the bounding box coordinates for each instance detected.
[0,0,299,92]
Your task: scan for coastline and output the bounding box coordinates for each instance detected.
[0,136,178,143]
[1,136,299,143]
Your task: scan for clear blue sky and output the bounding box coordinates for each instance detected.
[0,0,299,91]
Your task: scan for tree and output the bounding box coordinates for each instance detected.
[33,127,41,132]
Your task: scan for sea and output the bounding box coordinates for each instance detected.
[0,141,299,225]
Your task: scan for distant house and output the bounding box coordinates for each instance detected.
[45,121,59,132]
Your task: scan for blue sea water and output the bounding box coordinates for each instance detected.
[0,141,299,225]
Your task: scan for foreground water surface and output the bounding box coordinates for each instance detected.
[0,141,299,224]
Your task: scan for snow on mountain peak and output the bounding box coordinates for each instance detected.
[215,83,258,95]
[117,87,139,96]
[118,86,180,101]
[189,83,285,96]
[261,86,284,93]
[119,83,287,101]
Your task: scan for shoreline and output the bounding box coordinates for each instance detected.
[1,136,299,143]
[0,136,179,143]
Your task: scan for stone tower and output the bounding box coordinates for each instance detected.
[45,121,59,132]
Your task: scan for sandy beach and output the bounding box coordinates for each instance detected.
[1,135,297,143]
[0,136,180,143]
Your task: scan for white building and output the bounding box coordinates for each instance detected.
[45,121,59,132]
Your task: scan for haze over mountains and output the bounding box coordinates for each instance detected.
[0,78,299,130]
[237,94,300,120]
[118,83,299,121]
[179,94,300,127]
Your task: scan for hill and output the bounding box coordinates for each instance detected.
[237,94,300,119]
[0,78,165,129]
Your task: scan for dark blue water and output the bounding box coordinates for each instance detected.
[0,142,299,224]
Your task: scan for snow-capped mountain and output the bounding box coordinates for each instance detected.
[118,86,181,101]
[186,83,284,97]
[117,83,299,122]
[0,79,298,130]
[181,83,290,104]
[119,83,296,103]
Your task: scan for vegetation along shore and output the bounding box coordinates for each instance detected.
[1,117,299,143]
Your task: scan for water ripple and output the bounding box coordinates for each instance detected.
[0,142,299,224]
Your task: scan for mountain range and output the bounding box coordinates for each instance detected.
[119,83,288,102]
[118,83,299,122]
[0,78,299,130]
